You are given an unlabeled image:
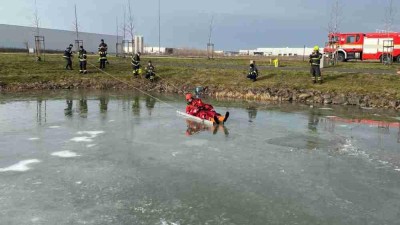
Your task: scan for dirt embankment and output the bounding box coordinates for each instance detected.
[1,78,399,110]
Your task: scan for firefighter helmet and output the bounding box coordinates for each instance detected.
[185,93,193,101]
[314,45,319,51]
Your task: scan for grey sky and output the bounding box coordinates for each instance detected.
[0,0,398,50]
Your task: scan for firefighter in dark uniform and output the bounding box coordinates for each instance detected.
[145,60,155,81]
[78,46,87,74]
[247,60,258,82]
[63,44,73,70]
[131,52,141,78]
[309,46,323,84]
[98,40,107,69]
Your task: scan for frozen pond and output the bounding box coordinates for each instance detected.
[0,91,400,225]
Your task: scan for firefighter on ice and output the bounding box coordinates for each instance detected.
[78,45,87,74]
[309,46,323,84]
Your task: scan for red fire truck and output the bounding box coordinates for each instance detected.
[324,32,400,62]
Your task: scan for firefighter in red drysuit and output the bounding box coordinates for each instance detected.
[185,93,228,124]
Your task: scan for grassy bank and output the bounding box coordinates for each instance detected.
[1,53,400,99]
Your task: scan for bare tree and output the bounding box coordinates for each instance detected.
[33,0,40,36]
[123,9,126,40]
[384,0,395,32]
[127,0,135,43]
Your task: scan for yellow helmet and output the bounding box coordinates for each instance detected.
[313,45,319,51]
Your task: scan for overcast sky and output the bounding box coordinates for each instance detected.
[0,0,398,50]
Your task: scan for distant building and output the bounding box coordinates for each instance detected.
[239,47,324,57]
[144,46,166,54]
[0,24,122,53]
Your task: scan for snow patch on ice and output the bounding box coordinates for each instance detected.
[28,137,40,141]
[183,139,208,147]
[160,219,180,225]
[70,136,93,142]
[0,159,41,172]
[319,108,333,110]
[31,217,41,223]
[49,126,61,129]
[77,131,105,138]
[86,144,96,148]
[51,151,80,158]
[108,120,115,122]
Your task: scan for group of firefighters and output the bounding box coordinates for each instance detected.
[64,40,323,84]
[63,39,155,81]
[63,40,323,126]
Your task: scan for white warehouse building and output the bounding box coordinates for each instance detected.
[239,47,324,56]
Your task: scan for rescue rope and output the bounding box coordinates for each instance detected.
[87,61,180,110]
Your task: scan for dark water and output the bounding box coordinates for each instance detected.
[0,91,399,225]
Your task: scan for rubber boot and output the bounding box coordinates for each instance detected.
[223,112,230,123]
[213,115,220,125]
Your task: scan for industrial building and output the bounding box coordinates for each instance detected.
[0,24,122,53]
[239,47,324,57]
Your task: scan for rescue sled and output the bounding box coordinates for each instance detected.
[176,111,229,126]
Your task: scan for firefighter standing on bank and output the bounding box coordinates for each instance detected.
[63,44,73,70]
[98,39,107,69]
[78,45,87,74]
[145,60,155,81]
[309,46,323,84]
[132,52,141,78]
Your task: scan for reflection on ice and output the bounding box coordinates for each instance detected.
[0,159,41,172]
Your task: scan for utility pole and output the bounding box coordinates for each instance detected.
[74,4,79,41]
[328,0,342,65]
[158,0,161,54]
[116,17,119,44]
[207,15,214,59]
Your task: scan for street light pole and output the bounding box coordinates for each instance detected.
[158,0,161,54]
